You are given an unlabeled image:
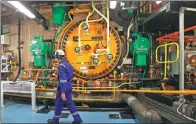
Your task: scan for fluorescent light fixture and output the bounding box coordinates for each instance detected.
[156,1,162,4]
[120,2,125,7]
[7,1,35,19]
[110,1,117,9]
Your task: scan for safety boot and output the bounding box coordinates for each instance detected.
[72,120,83,124]
[47,119,59,124]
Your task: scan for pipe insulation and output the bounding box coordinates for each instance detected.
[125,95,162,123]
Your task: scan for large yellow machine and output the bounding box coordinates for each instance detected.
[57,22,121,80]
[7,2,194,102]
[17,2,128,102]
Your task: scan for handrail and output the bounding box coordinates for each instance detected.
[36,88,196,95]
[156,42,179,79]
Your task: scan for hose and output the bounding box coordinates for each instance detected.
[177,98,196,122]
[117,21,133,69]
[127,23,134,40]
[124,95,162,123]
[13,19,22,82]
[118,42,130,69]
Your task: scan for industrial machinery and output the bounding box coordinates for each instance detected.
[6,0,163,97]
[29,36,51,67]
[129,33,150,67]
[4,1,196,123]
[16,1,155,102]
[1,55,12,73]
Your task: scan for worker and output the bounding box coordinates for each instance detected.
[48,49,83,124]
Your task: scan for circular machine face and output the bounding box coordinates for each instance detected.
[59,21,122,80]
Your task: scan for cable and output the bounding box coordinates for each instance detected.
[177,98,196,122]
[127,22,133,40]
[118,42,130,69]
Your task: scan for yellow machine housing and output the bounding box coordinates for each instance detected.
[56,21,122,80]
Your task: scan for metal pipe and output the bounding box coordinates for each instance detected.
[156,25,196,42]
[68,9,91,21]
[40,2,104,8]
[60,107,131,112]
[78,9,103,52]
[23,69,57,71]
[164,43,167,80]
[13,19,21,82]
[185,7,196,12]
[106,1,110,53]
[149,34,153,65]
[125,95,162,123]
[4,93,114,102]
[179,7,185,99]
[92,1,110,54]
[36,88,196,95]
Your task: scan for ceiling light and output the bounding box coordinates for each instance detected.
[7,1,35,19]
[110,1,117,9]
[156,1,162,4]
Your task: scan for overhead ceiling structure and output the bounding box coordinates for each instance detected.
[1,2,18,17]
[1,1,49,30]
[141,1,196,33]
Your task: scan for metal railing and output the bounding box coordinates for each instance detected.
[156,42,179,79]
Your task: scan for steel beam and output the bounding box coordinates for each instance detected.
[21,2,49,30]
[185,7,196,12]
[179,7,196,100]
[142,2,171,25]
[179,7,185,99]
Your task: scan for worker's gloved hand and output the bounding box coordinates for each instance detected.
[61,93,67,101]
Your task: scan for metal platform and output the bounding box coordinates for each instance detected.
[1,102,139,123]
[140,1,196,33]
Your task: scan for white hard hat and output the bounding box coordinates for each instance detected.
[55,49,65,56]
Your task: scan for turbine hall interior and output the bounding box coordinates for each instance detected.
[1,1,196,124]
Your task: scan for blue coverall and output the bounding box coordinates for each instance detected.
[52,59,82,123]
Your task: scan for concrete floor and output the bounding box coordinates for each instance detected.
[1,101,140,123]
